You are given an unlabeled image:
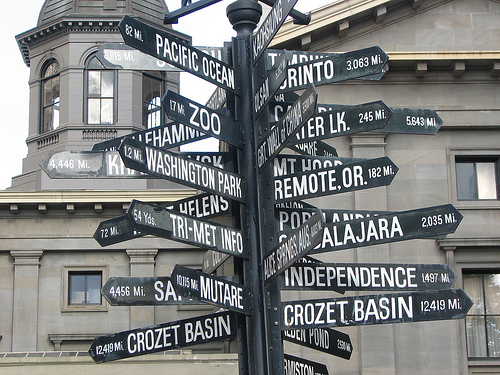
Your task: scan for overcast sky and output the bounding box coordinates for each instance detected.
[0,0,333,189]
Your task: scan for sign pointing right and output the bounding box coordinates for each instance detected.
[281,288,473,330]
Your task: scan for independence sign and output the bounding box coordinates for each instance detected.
[282,263,456,291]
[281,289,473,330]
[89,311,236,363]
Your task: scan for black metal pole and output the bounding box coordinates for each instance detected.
[226,1,268,374]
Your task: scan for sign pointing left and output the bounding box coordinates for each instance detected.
[126,200,249,259]
[118,137,246,202]
[118,15,238,94]
[89,311,236,363]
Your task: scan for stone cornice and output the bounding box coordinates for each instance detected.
[0,189,196,205]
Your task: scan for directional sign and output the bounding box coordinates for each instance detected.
[126,200,249,259]
[264,211,325,284]
[252,0,300,64]
[281,288,473,330]
[376,108,443,134]
[163,90,243,148]
[273,157,398,203]
[118,15,238,94]
[313,104,443,135]
[273,155,366,177]
[171,265,252,315]
[283,353,329,375]
[254,51,290,118]
[94,193,231,247]
[288,140,338,157]
[257,85,318,171]
[118,137,245,202]
[277,46,389,93]
[205,86,226,110]
[203,250,230,274]
[89,310,236,363]
[289,101,392,144]
[310,204,462,254]
[92,122,209,152]
[101,276,190,305]
[41,150,149,179]
[283,327,352,359]
[282,263,456,291]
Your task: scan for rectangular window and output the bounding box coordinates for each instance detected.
[69,272,102,305]
[143,72,164,129]
[87,70,115,124]
[456,158,498,200]
[62,266,107,312]
[464,272,500,357]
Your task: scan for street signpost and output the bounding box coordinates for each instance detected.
[263,211,325,284]
[283,354,329,375]
[118,137,245,202]
[282,263,456,291]
[281,289,473,330]
[273,157,398,203]
[163,90,244,148]
[101,276,188,305]
[80,3,470,374]
[89,311,236,363]
[126,199,249,259]
[283,328,352,360]
[257,84,318,170]
[119,15,238,94]
[171,265,252,315]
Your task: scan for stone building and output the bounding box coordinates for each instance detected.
[0,0,499,374]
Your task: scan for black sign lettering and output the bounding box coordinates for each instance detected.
[126,200,249,259]
[283,353,329,375]
[264,211,325,284]
[277,46,388,93]
[252,0,299,64]
[119,15,237,94]
[273,157,398,203]
[281,289,473,330]
[283,263,456,291]
[119,137,245,202]
[89,311,236,363]
[171,265,251,315]
[283,328,352,359]
[101,276,192,305]
[257,85,318,171]
[92,122,209,152]
[163,90,243,148]
[310,205,462,254]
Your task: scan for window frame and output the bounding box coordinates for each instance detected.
[83,55,117,125]
[447,148,500,209]
[61,265,108,312]
[142,71,166,129]
[463,270,500,359]
[40,60,61,134]
[456,157,499,201]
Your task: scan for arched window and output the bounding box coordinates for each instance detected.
[41,61,60,133]
[143,71,165,129]
[85,55,115,125]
